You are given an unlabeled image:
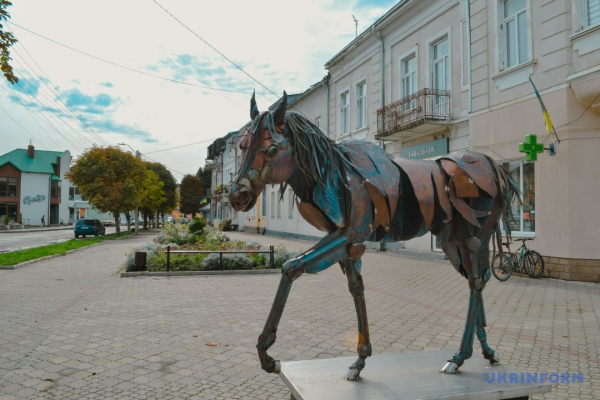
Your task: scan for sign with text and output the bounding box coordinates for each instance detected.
[400,138,449,160]
[23,194,46,205]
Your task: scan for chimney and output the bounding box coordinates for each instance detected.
[28,145,35,159]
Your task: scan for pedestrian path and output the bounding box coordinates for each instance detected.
[0,230,597,399]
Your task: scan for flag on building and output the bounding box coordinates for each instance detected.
[529,77,554,133]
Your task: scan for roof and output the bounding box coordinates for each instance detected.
[324,0,410,68]
[0,149,68,175]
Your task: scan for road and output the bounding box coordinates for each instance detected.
[0,227,119,252]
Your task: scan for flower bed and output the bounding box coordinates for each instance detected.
[125,218,298,272]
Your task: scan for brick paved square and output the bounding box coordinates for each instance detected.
[0,231,598,399]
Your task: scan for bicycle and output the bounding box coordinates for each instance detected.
[491,238,545,281]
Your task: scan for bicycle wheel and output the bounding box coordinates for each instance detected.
[524,251,545,278]
[492,253,512,281]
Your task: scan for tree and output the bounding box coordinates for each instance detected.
[66,146,147,235]
[139,169,164,230]
[146,161,178,225]
[0,1,18,84]
[179,174,204,216]
[197,167,212,194]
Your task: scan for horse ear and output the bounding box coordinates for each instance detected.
[250,90,259,120]
[273,91,287,124]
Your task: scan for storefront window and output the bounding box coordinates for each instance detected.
[0,202,18,221]
[502,160,535,234]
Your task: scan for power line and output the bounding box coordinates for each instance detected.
[151,0,279,98]
[0,84,84,152]
[0,103,51,150]
[8,22,267,94]
[144,137,221,154]
[11,35,110,146]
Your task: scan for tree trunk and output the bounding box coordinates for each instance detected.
[156,209,160,228]
[126,213,131,233]
[143,213,148,230]
[114,212,121,235]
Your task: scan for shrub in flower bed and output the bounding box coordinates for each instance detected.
[125,224,300,272]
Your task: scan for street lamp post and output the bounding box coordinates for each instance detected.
[118,143,140,235]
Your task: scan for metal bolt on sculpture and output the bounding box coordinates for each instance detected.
[230,91,519,380]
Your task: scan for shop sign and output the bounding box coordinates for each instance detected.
[400,138,449,160]
[23,194,46,205]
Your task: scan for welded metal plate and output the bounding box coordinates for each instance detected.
[280,349,551,400]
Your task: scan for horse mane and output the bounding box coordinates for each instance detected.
[282,111,354,187]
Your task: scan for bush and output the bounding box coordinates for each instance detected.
[202,253,256,271]
[188,217,206,235]
[274,245,300,269]
[125,242,179,272]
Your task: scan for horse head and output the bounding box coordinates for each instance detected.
[230,91,295,212]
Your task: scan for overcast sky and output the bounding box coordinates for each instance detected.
[0,0,396,181]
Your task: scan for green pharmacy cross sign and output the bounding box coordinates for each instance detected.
[519,134,544,161]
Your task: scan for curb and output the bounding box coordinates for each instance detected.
[0,242,105,270]
[121,269,281,277]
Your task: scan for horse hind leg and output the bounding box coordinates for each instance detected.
[341,256,372,380]
[476,295,500,365]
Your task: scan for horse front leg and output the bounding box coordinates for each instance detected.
[341,254,372,380]
[256,233,352,374]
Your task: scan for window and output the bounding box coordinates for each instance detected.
[501,160,535,234]
[433,38,450,91]
[250,205,256,217]
[503,0,528,69]
[356,82,367,129]
[588,0,600,27]
[270,191,275,218]
[578,0,600,30]
[0,177,18,197]
[340,91,350,135]
[50,181,61,199]
[403,56,417,98]
[261,191,267,216]
[277,192,281,219]
[288,191,294,219]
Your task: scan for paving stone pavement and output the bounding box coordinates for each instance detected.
[0,230,598,399]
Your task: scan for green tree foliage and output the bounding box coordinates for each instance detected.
[0,1,18,84]
[197,167,212,194]
[140,169,164,229]
[146,161,178,213]
[179,174,204,215]
[66,146,147,235]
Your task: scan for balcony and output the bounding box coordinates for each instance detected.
[375,89,452,141]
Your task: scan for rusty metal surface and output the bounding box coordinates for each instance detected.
[296,199,335,233]
[439,159,480,198]
[440,152,498,199]
[393,158,438,231]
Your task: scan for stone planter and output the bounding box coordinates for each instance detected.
[4,225,10,230]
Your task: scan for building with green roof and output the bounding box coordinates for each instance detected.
[0,145,71,226]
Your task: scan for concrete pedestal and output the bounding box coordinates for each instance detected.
[279,349,551,400]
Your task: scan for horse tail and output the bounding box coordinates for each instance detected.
[487,158,522,258]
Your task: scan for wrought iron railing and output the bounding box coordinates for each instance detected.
[376,89,451,137]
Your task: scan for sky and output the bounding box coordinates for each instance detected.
[0,0,397,182]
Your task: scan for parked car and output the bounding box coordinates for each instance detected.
[74,219,106,238]
[101,219,115,227]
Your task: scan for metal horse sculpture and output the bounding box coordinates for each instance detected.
[230,91,518,380]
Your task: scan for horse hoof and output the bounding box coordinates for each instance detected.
[273,360,281,374]
[345,367,361,381]
[439,361,460,374]
[489,351,500,365]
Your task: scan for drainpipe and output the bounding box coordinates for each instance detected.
[466,0,473,147]
[322,73,331,138]
[371,26,385,149]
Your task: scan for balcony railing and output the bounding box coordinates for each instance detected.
[376,89,451,139]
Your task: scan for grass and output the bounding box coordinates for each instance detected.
[0,232,133,266]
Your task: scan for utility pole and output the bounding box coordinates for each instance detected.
[352,15,358,38]
[118,143,140,235]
